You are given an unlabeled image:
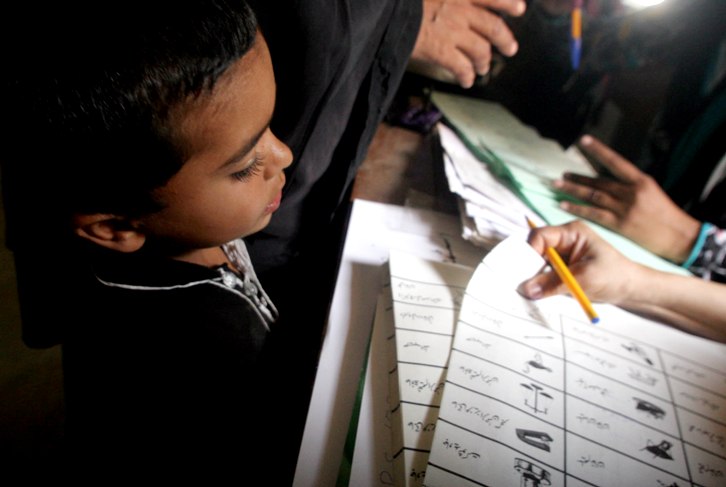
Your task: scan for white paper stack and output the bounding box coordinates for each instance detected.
[439,123,534,249]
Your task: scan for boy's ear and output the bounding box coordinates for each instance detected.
[72,214,146,253]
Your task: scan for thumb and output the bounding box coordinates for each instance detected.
[517,270,568,300]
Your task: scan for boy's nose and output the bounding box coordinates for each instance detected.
[266,132,293,179]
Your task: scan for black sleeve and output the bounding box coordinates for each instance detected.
[61,282,271,473]
[245,0,423,273]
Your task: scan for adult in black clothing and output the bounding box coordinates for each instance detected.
[243,1,527,481]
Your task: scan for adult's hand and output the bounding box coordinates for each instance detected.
[519,220,726,343]
[411,0,526,88]
[518,220,642,305]
[554,135,701,263]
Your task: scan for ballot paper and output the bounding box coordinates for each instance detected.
[387,250,475,486]
[346,286,399,486]
[415,236,726,487]
[348,228,726,487]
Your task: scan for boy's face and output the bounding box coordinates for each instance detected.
[137,33,292,255]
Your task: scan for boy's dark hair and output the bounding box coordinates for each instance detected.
[2,1,258,246]
[0,1,258,347]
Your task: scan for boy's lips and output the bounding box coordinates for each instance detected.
[265,190,282,214]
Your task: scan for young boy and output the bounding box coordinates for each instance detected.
[2,1,291,473]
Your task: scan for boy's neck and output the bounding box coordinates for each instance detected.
[172,246,233,269]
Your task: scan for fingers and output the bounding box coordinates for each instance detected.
[554,175,614,205]
[468,5,520,57]
[552,175,611,216]
[558,200,620,230]
[428,38,487,87]
[413,0,525,88]
[577,135,644,183]
[518,270,568,300]
[526,220,590,257]
[520,221,595,300]
[520,221,624,303]
[450,25,497,77]
[448,0,527,17]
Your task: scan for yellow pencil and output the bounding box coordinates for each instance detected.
[526,218,600,324]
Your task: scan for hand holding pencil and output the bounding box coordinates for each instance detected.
[525,218,599,323]
[519,219,651,324]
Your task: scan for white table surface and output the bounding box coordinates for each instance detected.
[292,199,486,487]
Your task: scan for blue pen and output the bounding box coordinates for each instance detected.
[570,0,583,70]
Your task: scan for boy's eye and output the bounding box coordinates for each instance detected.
[231,157,263,182]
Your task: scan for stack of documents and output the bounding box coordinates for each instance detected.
[349,239,726,487]
[433,91,690,276]
[439,122,532,248]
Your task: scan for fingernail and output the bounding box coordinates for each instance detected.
[517,2,526,15]
[552,179,564,189]
[580,135,592,145]
[518,282,542,299]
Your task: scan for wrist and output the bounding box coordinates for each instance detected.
[681,222,713,269]
[619,263,666,310]
[658,214,702,264]
[618,262,645,306]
